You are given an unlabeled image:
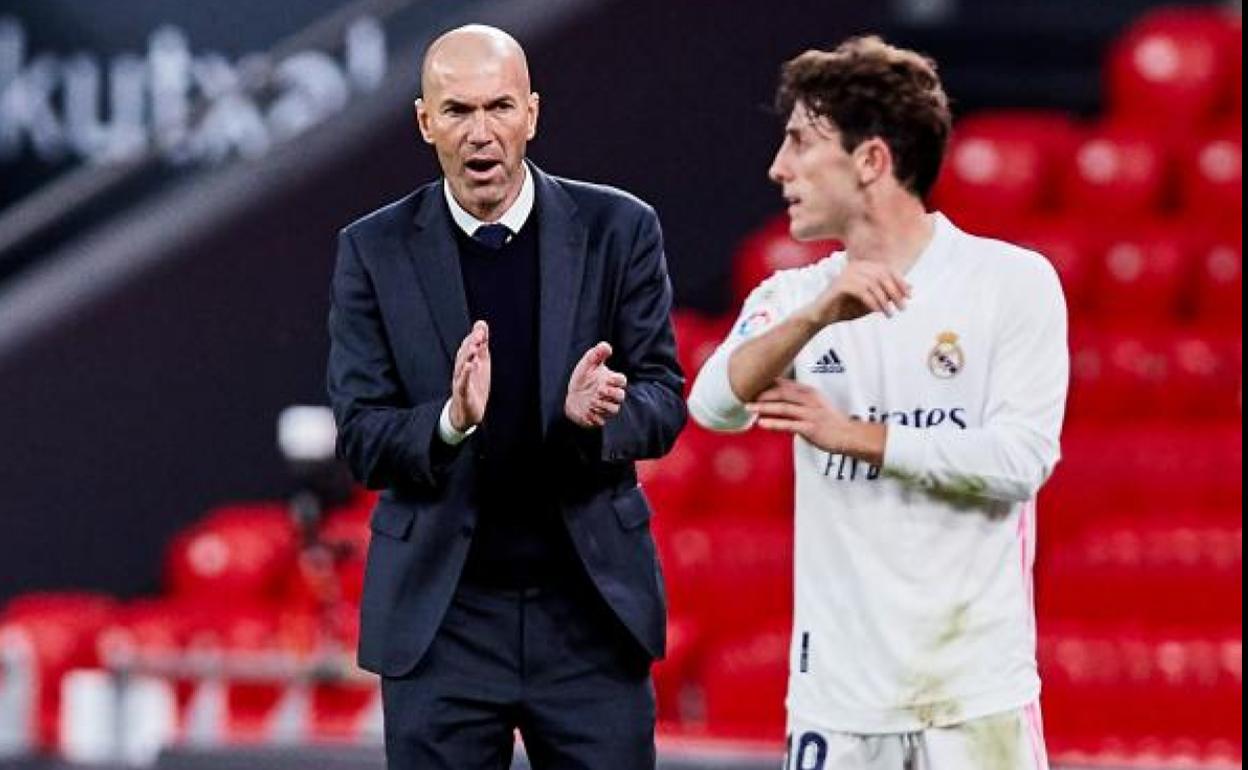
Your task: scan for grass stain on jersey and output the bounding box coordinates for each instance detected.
[882,467,1000,512]
[963,711,1022,770]
[935,603,970,647]
[905,674,962,728]
[901,602,971,727]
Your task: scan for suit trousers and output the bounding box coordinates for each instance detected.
[380,575,656,769]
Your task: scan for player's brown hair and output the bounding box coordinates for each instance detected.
[775,36,952,199]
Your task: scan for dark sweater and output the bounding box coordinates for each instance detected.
[452,210,580,588]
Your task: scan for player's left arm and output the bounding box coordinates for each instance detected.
[879,256,1069,501]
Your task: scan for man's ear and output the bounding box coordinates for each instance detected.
[415,98,434,144]
[527,92,540,141]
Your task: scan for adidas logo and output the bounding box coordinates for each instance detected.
[811,348,846,374]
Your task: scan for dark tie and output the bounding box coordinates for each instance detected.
[473,223,512,249]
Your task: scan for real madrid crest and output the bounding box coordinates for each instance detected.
[928,331,964,379]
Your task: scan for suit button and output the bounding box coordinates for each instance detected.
[460,525,474,538]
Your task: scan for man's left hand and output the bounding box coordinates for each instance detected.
[748,379,885,465]
[566,342,628,428]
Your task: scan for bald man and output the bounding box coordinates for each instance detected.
[327,25,685,769]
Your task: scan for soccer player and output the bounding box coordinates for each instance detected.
[688,37,1067,770]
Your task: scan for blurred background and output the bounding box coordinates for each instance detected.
[0,0,1240,768]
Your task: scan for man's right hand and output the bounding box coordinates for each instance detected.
[450,321,491,432]
[803,260,911,326]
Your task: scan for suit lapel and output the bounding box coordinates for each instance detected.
[407,185,470,363]
[533,166,588,434]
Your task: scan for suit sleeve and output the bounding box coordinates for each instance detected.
[560,206,687,464]
[327,229,458,490]
[882,254,1069,502]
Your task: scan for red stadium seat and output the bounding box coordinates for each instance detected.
[98,598,201,659]
[1063,330,1113,423]
[100,596,323,656]
[1039,519,1242,627]
[99,598,356,745]
[659,514,792,643]
[671,310,730,396]
[699,620,790,740]
[731,214,837,307]
[1067,329,1241,423]
[933,112,1076,233]
[1047,426,1242,521]
[1,593,116,625]
[1228,14,1243,117]
[308,680,379,741]
[1191,237,1243,327]
[0,593,116,750]
[1106,8,1242,131]
[695,427,794,520]
[637,317,713,518]
[1004,218,1100,315]
[639,423,721,523]
[178,602,320,743]
[653,615,701,726]
[1065,330,1171,423]
[1167,333,1242,420]
[1091,225,1191,325]
[1179,126,1242,233]
[1042,423,1241,550]
[164,503,298,602]
[1061,124,1171,218]
[96,598,237,738]
[1040,626,1242,761]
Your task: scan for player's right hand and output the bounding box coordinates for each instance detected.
[806,260,911,325]
[450,320,490,432]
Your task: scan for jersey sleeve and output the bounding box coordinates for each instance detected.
[882,253,1069,502]
[688,271,801,432]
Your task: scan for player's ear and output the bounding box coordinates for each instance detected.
[855,138,890,187]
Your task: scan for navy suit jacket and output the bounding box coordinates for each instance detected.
[327,165,686,677]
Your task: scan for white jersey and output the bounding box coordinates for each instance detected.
[688,213,1068,734]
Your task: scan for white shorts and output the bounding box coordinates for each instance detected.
[784,702,1050,770]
